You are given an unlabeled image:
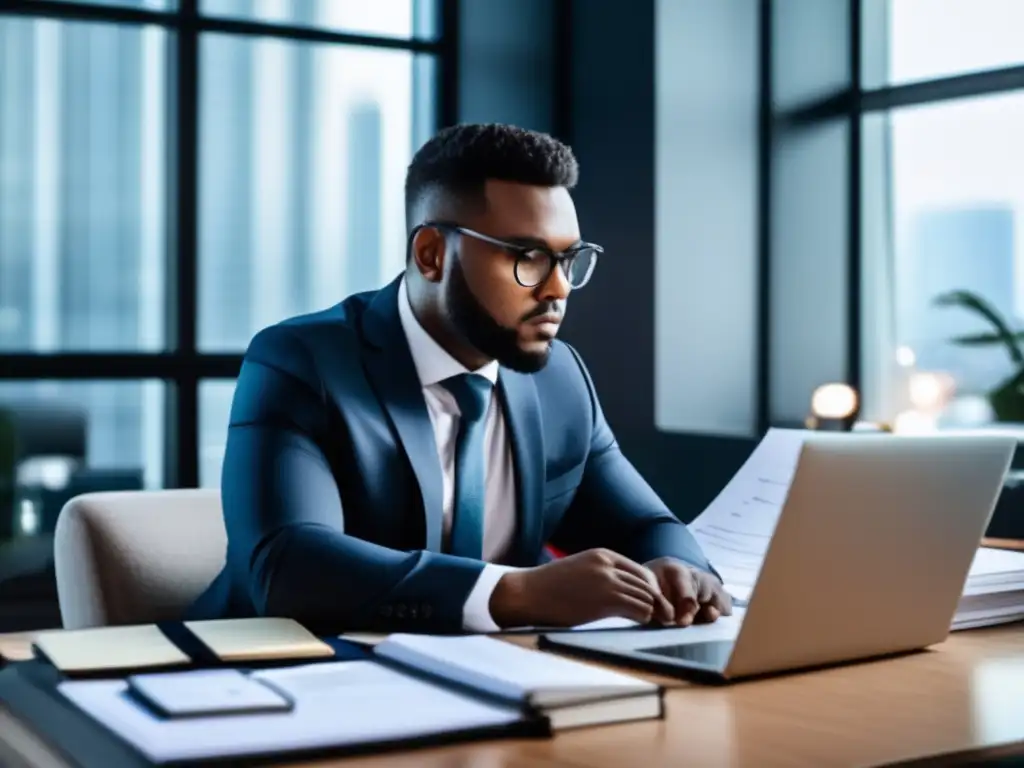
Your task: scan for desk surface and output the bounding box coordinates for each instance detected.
[3,623,1024,768]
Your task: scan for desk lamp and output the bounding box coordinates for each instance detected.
[806,383,858,431]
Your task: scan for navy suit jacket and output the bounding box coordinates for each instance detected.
[187,275,715,634]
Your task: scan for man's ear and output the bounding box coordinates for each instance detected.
[409,226,446,283]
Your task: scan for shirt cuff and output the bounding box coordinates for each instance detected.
[462,564,522,632]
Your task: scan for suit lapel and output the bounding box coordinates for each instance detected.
[361,278,444,553]
[498,369,545,566]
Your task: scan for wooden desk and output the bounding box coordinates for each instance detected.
[983,537,1024,552]
[3,624,1024,768]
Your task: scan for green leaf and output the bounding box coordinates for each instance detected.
[949,331,1024,346]
[933,290,1024,366]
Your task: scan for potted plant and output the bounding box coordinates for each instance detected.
[934,289,1024,423]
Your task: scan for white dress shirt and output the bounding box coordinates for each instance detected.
[396,278,521,631]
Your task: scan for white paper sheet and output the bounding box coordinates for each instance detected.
[685,428,1024,631]
[542,609,746,654]
[58,661,523,764]
[687,428,806,593]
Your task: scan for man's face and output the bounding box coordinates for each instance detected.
[444,180,581,373]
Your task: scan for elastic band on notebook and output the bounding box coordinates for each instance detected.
[155,622,222,666]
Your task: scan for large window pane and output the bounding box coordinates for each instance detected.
[875,0,1024,87]
[0,18,167,352]
[198,35,433,351]
[201,0,436,40]
[883,92,1024,423]
[0,380,165,539]
[198,380,236,488]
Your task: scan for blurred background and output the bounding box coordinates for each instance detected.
[1,0,1023,629]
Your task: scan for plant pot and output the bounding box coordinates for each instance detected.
[988,368,1024,423]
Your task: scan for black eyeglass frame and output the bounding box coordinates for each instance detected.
[411,221,604,289]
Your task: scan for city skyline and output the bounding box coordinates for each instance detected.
[0,10,425,488]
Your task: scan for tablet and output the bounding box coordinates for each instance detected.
[127,669,293,719]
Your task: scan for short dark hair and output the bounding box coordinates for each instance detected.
[404,123,579,231]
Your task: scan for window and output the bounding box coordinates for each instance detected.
[0,0,446,492]
[0,18,167,352]
[198,379,235,488]
[888,93,1024,396]
[872,0,1024,87]
[56,1,176,8]
[199,36,432,350]
[201,0,435,40]
[859,1,1024,429]
[0,380,166,488]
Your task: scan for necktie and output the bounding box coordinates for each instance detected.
[441,373,492,559]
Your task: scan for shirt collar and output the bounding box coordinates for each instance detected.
[397,276,499,388]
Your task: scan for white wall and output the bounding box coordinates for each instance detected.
[768,0,853,424]
[654,0,759,435]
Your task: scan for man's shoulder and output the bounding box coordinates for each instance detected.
[536,339,589,381]
[247,287,377,357]
[524,340,598,405]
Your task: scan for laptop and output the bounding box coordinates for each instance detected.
[539,432,1016,682]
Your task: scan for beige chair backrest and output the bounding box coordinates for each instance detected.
[53,489,226,629]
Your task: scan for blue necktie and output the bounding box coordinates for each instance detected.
[441,373,492,559]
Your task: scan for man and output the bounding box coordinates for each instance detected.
[188,123,731,635]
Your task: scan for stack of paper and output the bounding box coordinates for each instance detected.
[956,546,1024,629]
[689,428,1024,631]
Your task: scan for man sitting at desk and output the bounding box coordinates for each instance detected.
[188,123,731,635]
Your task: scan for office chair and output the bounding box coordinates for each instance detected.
[53,489,226,629]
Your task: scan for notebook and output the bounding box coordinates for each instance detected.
[373,634,663,731]
[34,618,342,676]
[182,617,334,662]
[33,625,191,675]
[56,661,538,764]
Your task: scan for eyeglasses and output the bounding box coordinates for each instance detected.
[415,221,603,290]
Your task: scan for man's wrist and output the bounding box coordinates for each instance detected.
[489,570,530,628]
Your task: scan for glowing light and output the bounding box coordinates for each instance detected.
[19,500,39,536]
[908,371,955,412]
[896,346,916,367]
[811,383,858,420]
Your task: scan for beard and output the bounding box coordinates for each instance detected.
[446,257,552,374]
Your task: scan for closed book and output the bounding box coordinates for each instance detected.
[373,634,664,731]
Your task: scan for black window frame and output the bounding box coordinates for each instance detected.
[770,0,1024,422]
[0,0,458,487]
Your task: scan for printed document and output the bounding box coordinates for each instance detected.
[688,428,807,598]
[688,428,1024,629]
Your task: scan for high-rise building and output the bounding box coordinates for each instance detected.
[0,19,159,485]
[346,102,384,294]
[1,1,423,490]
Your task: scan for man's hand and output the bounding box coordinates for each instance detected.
[489,548,674,628]
[644,557,732,626]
